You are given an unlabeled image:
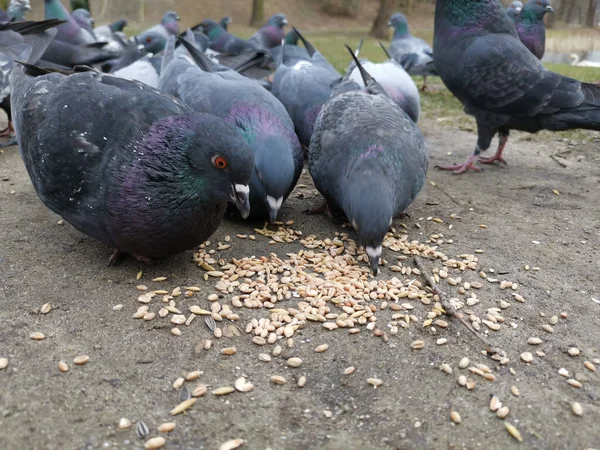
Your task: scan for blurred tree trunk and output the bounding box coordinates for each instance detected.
[321,0,360,18]
[586,0,597,26]
[250,0,265,27]
[370,0,396,39]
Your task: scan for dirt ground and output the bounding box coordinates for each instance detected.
[1,117,599,450]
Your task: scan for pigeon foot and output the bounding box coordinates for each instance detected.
[0,121,14,137]
[133,254,155,264]
[435,154,482,174]
[478,154,508,166]
[303,201,339,223]
[107,249,127,267]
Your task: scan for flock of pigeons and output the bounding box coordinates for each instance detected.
[1,0,599,275]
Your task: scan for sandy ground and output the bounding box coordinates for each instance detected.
[1,119,599,450]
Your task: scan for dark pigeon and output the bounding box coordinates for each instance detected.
[70,0,90,11]
[514,0,553,60]
[0,19,63,137]
[248,13,287,50]
[7,0,32,22]
[159,36,303,223]
[345,40,420,123]
[219,16,232,31]
[44,0,96,45]
[271,28,342,149]
[40,38,119,68]
[433,0,600,174]
[11,62,254,264]
[200,19,258,55]
[308,46,428,274]
[135,11,180,42]
[388,12,437,91]
[506,1,523,22]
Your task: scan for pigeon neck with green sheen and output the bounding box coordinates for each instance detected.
[393,21,410,39]
[436,0,506,26]
[45,0,70,21]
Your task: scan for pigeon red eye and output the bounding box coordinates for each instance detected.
[146,37,152,43]
[213,156,228,169]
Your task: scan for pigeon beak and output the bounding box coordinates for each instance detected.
[365,245,382,276]
[387,21,392,27]
[515,6,522,12]
[546,5,554,13]
[231,183,251,219]
[282,19,288,25]
[266,195,283,223]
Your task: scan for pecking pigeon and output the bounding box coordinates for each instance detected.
[200,19,258,55]
[159,36,303,223]
[7,0,32,22]
[135,11,180,42]
[248,13,288,50]
[345,39,420,123]
[11,63,254,264]
[308,46,428,274]
[514,0,553,60]
[271,28,341,149]
[433,0,600,174]
[388,12,437,91]
[44,0,96,45]
[506,1,523,22]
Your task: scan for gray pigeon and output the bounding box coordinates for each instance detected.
[11,63,254,264]
[44,0,96,46]
[135,11,180,42]
[388,12,437,91]
[345,40,420,123]
[71,8,95,40]
[248,13,287,50]
[159,36,303,223]
[514,0,553,60]
[271,28,341,149]
[7,0,31,22]
[433,0,600,174]
[308,46,428,274]
[506,1,523,22]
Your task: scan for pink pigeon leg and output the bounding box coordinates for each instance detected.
[478,133,509,166]
[435,153,482,174]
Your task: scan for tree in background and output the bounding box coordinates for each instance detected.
[370,0,396,39]
[321,0,360,18]
[71,0,90,12]
[586,0,597,26]
[250,0,264,26]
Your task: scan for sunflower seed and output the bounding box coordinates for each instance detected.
[73,355,89,365]
[173,377,184,389]
[157,422,176,433]
[144,437,166,449]
[287,357,302,368]
[367,378,383,387]
[0,358,8,370]
[213,386,235,396]
[234,377,255,392]
[270,375,286,385]
[192,384,207,397]
[204,316,216,331]
[497,406,510,419]
[567,379,582,388]
[450,411,461,424]
[30,332,45,340]
[118,417,132,430]
[458,357,470,369]
[179,386,191,402]
[219,439,245,450]
[136,421,150,439]
[171,398,197,415]
[571,402,583,416]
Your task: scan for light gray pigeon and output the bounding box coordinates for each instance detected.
[308,46,429,274]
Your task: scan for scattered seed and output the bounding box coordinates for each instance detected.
[505,423,523,442]
[271,375,287,385]
[152,277,167,282]
[344,366,356,375]
[234,377,255,392]
[171,327,181,336]
[258,353,271,362]
[192,385,207,397]
[568,347,580,357]
[136,421,150,439]
[571,402,583,417]
[185,370,201,381]
[73,355,89,365]
[207,294,219,302]
[315,344,329,353]
[560,312,568,319]
[367,378,383,387]
[40,303,52,314]
[221,347,237,356]
[490,396,501,411]
[411,340,425,350]
[440,363,453,374]
[450,411,461,424]
[497,406,510,419]
[112,304,124,311]
[527,337,543,345]
[118,417,132,430]
[179,386,191,402]
[542,324,554,334]
[458,375,467,386]
[144,437,166,449]
[458,357,470,369]
[171,398,197,415]
[213,386,235,396]
[511,385,520,396]
[219,439,245,450]
[323,409,333,418]
[0,358,8,370]
[520,352,533,363]
[273,345,282,356]
[559,368,569,377]
[584,361,596,372]
[567,379,582,388]
[297,376,307,387]
[171,315,186,325]
[252,336,267,346]
[157,422,176,433]
[30,332,45,340]
[436,338,448,345]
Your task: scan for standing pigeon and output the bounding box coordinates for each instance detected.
[7,0,32,22]
[94,19,128,41]
[249,13,287,50]
[346,40,420,123]
[271,28,341,149]
[44,0,96,45]
[0,19,62,137]
[506,1,523,22]
[309,46,428,274]
[11,63,253,264]
[433,0,600,174]
[71,8,96,40]
[514,0,553,60]
[219,16,232,31]
[388,12,437,91]
[200,19,258,55]
[135,11,180,42]
[160,36,303,223]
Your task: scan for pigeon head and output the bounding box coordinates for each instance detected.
[521,0,554,21]
[148,113,254,218]
[72,9,95,28]
[109,19,128,33]
[219,16,232,29]
[200,19,224,39]
[253,134,296,223]
[8,0,31,15]
[267,13,288,29]
[506,1,523,21]
[343,171,394,275]
[388,12,410,38]
[284,29,299,45]
[161,11,180,35]
[136,30,168,54]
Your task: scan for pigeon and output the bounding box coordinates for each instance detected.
[308,46,428,274]
[0,19,62,137]
[7,0,32,22]
[219,16,232,31]
[113,55,162,88]
[44,0,96,45]
[514,0,553,60]
[506,1,523,22]
[248,13,288,50]
[70,0,90,11]
[433,0,600,174]
[136,11,180,41]
[345,40,420,123]
[11,62,254,264]
[40,37,119,68]
[94,19,128,41]
[271,28,342,149]
[71,8,96,40]
[159,36,303,223]
[200,19,258,55]
[388,12,437,91]
[135,28,168,54]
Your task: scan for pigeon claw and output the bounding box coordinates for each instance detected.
[107,249,126,267]
[435,154,483,174]
[0,121,14,138]
[478,155,508,166]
